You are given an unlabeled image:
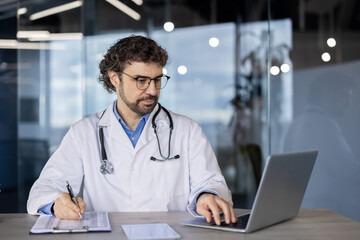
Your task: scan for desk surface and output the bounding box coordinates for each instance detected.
[0,208,359,239]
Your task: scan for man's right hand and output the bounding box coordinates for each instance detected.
[53,192,86,220]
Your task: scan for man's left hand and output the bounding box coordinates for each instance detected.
[196,193,237,225]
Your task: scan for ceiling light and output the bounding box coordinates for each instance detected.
[17,31,50,39]
[17,8,28,16]
[321,52,331,62]
[177,65,187,75]
[164,22,174,32]
[106,0,141,21]
[327,38,336,48]
[162,68,168,75]
[131,0,143,6]
[209,37,219,47]
[270,66,280,75]
[280,64,290,73]
[0,40,57,50]
[17,31,83,41]
[0,39,18,48]
[29,33,83,41]
[29,1,82,21]
[17,42,53,50]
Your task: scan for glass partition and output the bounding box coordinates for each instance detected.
[16,0,83,211]
[0,0,18,212]
[270,0,360,221]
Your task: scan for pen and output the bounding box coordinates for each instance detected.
[66,181,83,220]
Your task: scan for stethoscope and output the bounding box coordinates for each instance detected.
[99,103,180,174]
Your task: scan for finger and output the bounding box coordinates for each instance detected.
[77,197,86,214]
[230,205,237,223]
[207,201,221,225]
[196,205,212,223]
[215,198,237,224]
[216,198,231,224]
[196,194,216,223]
[63,196,80,213]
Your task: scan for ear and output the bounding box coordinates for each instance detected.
[108,70,119,87]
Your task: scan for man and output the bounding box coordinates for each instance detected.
[27,35,236,225]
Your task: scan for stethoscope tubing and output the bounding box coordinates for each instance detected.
[98,103,180,174]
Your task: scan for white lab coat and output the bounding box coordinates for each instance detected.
[27,103,232,215]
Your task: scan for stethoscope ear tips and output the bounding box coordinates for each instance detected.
[174,155,180,159]
[150,156,156,161]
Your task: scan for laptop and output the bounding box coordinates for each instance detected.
[181,149,318,233]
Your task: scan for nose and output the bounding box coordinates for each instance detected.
[145,79,158,95]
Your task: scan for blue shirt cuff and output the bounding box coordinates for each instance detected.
[38,201,55,216]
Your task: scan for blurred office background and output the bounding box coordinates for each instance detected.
[0,0,359,221]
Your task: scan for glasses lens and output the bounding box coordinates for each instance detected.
[135,76,169,90]
[136,77,149,90]
[159,76,169,89]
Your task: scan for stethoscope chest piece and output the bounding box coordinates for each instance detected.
[100,159,114,174]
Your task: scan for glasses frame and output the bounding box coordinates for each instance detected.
[119,71,170,90]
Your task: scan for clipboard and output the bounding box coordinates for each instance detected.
[30,212,111,234]
[52,226,89,233]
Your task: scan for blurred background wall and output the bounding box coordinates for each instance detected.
[0,0,359,221]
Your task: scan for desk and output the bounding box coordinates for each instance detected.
[0,209,359,239]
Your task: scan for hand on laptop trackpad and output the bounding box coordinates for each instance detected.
[210,214,250,230]
[209,212,224,225]
[209,212,234,225]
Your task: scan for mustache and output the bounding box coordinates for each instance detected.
[137,95,158,103]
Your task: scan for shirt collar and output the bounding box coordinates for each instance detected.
[112,100,150,131]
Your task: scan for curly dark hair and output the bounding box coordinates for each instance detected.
[98,35,169,93]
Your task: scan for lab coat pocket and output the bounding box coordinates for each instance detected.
[154,159,188,200]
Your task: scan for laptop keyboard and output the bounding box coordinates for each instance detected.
[219,214,250,229]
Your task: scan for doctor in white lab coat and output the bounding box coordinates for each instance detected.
[27,35,236,226]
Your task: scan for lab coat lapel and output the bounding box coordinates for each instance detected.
[99,103,134,151]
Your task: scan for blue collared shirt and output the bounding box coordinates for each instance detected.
[112,100,150,147]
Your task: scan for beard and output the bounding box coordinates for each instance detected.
[118,82,158,116]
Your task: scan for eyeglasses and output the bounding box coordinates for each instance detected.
[120,71,170,90]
